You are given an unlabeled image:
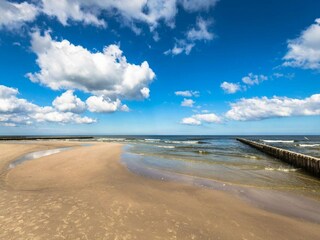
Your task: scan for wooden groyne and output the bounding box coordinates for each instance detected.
[236,138,320,177]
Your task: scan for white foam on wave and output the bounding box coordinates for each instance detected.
[298,144,320,148]
[96,138,126,142]
[145,139,161,142]
[261,140,294,143]
[164,140,199,144]
[244,155,258,159]
[265,167,298,172]
[156,145,175,149]
[198,150,209,154]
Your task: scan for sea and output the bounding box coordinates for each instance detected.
[84,135,320,196]
[7,135,320,196]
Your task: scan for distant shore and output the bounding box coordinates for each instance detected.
[0,136,94,141]
[0,141,320,239]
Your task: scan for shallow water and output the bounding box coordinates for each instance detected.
[95,136,320,194]
[117,136,320,223]
[121,149,320,223]
[9,147,71,169]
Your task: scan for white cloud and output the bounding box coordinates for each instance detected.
[220,81,241,94]
[186,17,213,41]
[221,73,268,94]
[41,0,178,30]
[181,113,221,125]
[272,72,295,79]
[193,113,221,123]
[181,117,201,125]
[27,31,155,100]
[283,18,320,70]
[0,85,37,113]
[33,107,95,124]
[0,0,218,32]
[242,73,268,86]
[41,0,106,27]
[52,90,86,113]
[180,0,219,12]
[181,98,195,107]
[165,17,214,56]
[40,0,217,30]
[140,87,150,99]
[86,96,129,113]
[1,122,16,127]
[0,85,18,98]
[164,39,194,55]
[0,1,39,29]
[225,94,320,121]
[0,85,95,127]
[175,90,199,97]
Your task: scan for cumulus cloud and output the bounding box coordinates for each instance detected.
[175,90,199,97]
[0,85,95,127]
[164,17,214,56]
[181,113,221,125]
[0,1,39,29]
[242,73,268,86]
[0,85,37,114]
[181,117,201,125]
[194,113,221,123]
[33,107,95,124]
[41,0,106,27]
[86,96,129,113]
[283,18,320,70]
[220,81,241,94]
[0,85,18,98]
[140,87,150,99]
[41,0,177,29]
[221,73,268,94]
[0,0,219,33]
[40,0,217,30]
[52,90,86,113]
[27,31,155,100]
[225,94,320,121]
[181,98,195,107]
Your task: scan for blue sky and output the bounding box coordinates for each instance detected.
[0,0,319,135]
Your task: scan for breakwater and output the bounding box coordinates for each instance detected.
[236,138,320,177]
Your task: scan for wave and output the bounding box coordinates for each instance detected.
[265,167,298,172]
[261,139,294,143]
[145,138,161,142]
[298,144,320,148]
[244,155,258,159]
[164,140,199,144]
[96,138,126,142]
[197,150,210,155]
[156,145,175,149]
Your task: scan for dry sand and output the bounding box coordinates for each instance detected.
[0,141,319,240]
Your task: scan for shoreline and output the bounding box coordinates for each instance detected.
[122,147,320,223]
[0,141,320,239]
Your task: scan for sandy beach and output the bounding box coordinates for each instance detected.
[0,141,320,240]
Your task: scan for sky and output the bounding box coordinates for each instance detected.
[0,0,319,135]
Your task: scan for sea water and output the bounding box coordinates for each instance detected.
[92,135,320,195]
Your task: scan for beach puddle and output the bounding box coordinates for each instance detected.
[9,147,71,169]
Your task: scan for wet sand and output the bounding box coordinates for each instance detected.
[0,141,320,239]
